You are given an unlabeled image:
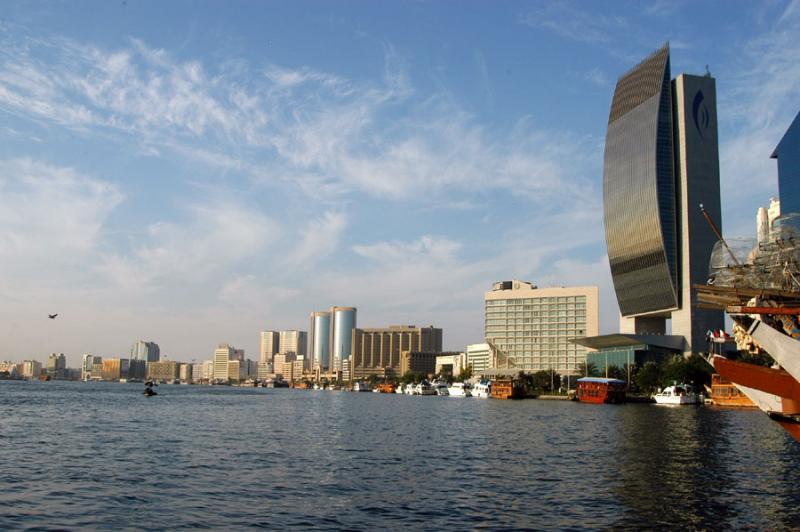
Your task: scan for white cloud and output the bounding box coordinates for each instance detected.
[288,211,348,267]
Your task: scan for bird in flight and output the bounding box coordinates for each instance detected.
[48,314,58,319]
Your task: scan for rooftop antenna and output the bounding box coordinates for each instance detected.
[705,64,711,77]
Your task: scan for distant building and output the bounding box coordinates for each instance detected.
[147,360,180,381]
[0,361,20,378]
[179,363,192,383]
[130,340,160,363]
[46,353,66,379]
[20,360,42,378]
[466,343,490,373]
[227,360,244,382]
[400,351,461,377]
[435,353,468,377]
[273,353,296,378]
[81,354,103,380]
[772,111,800,215]
[233,349,245,362]
[213,344,235,381]
[330,306,356,373]
[192,361,214,383]
[484,281,598,375]
[128,359,147,379]
[279,330,307,360]
[259,331,280,365]
[101,358,129,381]
[308,311,331,371]
[351,325,443,379]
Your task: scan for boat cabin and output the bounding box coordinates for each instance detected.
[576,377,627,404]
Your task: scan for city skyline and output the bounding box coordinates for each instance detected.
[0,1,798,365]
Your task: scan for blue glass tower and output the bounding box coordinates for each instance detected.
[772,111,800,215]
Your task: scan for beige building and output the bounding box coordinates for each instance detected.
[273,353,296,378]
[484,281,599,375]
[279,330,307,359]
[147,360,180,381]
[435,353,468,377]
[21,360,42,378]
[259,331,280,365]
[400,351,460,377]
[467,343,491,372]
[281,359,305,382]
[351,325,442,379]
[179,363,192,383]
[214,344,234,381]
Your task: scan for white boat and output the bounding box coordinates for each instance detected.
[415,381,436,395]
[448,382,471,397]
[431,380,449,396]
[404,383,415,395]
[395,385,405,394]
[353,381,371,392]
[653,384,701,405]
[473,380,491,398]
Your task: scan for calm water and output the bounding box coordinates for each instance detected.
[1,380,799,530]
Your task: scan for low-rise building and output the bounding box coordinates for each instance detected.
[147,360,180,381]
[179,363,192,383]
[467,343,491,372]
[101,358,129,381]
[46,353,66,379]
[435,353,468,377]
[400,351,461,377]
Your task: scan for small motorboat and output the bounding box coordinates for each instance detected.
[143,380,158,397]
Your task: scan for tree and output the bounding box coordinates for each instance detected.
[575,361,598,378]
[455,366,473,382]
[633,361,661,394]
[606,365,626,381]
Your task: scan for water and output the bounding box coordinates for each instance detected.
[2,380,799,530]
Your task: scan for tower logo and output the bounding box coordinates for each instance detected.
[692,90,711,139]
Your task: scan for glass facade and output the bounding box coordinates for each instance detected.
[331,307,356,371]
[603,44,679,316]
[774,111,800,216]
[484,295,590,374]
[310,312,331,371]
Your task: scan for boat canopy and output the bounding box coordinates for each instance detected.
[577,377,627,385]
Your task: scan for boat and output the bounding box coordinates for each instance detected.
[377,383,396,394]
[353,381,371,392]
[414,381,436,395]
[448,382,471,397]
[707,374,757,407]
[490,378,525,399]
[404,383,415,395]
[575,377,626,404]
[395,385,405,394]
[473,380,491,398]
[431,380,449,396]
[653,384,701,405]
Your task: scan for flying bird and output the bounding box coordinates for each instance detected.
[48,314,58,319]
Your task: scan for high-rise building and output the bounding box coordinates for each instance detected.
[330,306,356,372]
[130,340,160,362]
[772,111,800,215]
[102,358,127,381]
[21,360,42,378]
[213,344,234,381]
[603,43,723,353]
[351,325,443,379]
[308,311,331,371]
[46,352,66,379]
[259,331,280,365]
[484,281,598,375]
[279,330,307,359]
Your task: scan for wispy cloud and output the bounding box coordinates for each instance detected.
[519,3,627,45]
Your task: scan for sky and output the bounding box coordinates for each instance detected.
[0,0,798,366]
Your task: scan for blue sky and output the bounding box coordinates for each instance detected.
[0,1,798,366]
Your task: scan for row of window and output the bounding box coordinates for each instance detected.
[486,296,587,305]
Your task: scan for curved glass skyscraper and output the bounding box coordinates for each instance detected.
[309,311,331,371]
[331,307,356,373]
[603,43,723,353]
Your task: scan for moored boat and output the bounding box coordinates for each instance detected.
[490,378,524,399]
[653,384,701,405]
[472,380,491,398]
[448,382,471,397]
[707,374,757,407]
[575,377,626,404]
